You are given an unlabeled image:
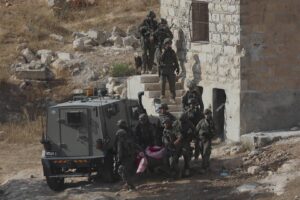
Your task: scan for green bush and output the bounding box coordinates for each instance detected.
[109,63,135,77]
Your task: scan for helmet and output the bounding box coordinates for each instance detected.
[162,117,171,125]
[188,98,197,105]
[179,113,188,122]
[147,11,156,19]
[163,38,172,45]
[204,109,212,115]
[139,113,148,123]
[159,103,168,110]
[186,79,196,89]
[160,18,167,25]
[117,120,127,128]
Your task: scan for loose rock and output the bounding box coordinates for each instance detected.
[21,48,36,63]
[50,34,64,43]
[247,166,262,175]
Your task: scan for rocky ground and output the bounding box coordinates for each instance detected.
[1,136,300,200]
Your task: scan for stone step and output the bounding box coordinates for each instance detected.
[140,75,160,83]
[143,82,183,91]
[144,90,185,99]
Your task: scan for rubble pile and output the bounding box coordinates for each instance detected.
[242,147,292,175]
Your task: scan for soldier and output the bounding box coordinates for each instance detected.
[174,113,196,176]
[115,120,137,190]
[185,98,205,160]
[134,113,157,149]
[161,118,181,178]
[139,11,158,74]
[158,38,180,103]
[182,80,204,112]
[157,103,177,145]
[154,18,173,68]
[196,109,215,170]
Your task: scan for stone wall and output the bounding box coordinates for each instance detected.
[240,0,300,133]
[161,0,242,141]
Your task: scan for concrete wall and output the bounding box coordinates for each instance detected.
[161,0,242,141]
[240,0,300,133]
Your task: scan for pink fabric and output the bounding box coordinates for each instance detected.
[136,157,148,173]
[145,146,166,160]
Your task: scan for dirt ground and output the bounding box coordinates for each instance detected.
[1,137,300,200]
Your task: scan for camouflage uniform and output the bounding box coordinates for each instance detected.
[115,120,136,189]
[139,11,158,73]
[134,114,157,149]
[174,113,196,175]
[196,110,215,169]
[185,99,205,159]
[182,80,204,112]
[158,38,180,100]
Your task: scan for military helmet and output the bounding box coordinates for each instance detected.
[147,11,156,18]
[163,38,172,45]
[204,109,212,115]
[186,79,196,89]
[117,119,127,128]
[160,18,168,25]
[159,103,169,110]
[188,98,197,105]
[179,113,188,122]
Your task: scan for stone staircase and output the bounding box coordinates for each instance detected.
[127,74,185,117]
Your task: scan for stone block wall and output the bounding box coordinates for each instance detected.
[240,0,300,133]
[161,0,242,141]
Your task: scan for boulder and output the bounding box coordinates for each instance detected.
[51,59,83,77]
[15,62,50,80]
[21,48,36,63]
[108,35,123,47]
[56,52,73,61]
[72,31,87,39]
[87,29,107,44]
[73,38,85,51]
[123,35,139,48]
[50,34,64,43]
[126,25,139,37]
[41,53,52,65]
[111,26,126,37]
[247,166,262,175]
[83,38,98,47]
[37,49,53,57]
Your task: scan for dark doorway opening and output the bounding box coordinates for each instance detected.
[213,88,226,140]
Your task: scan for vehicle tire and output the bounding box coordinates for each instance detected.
[46,176,65,191]
[101,152,115,183]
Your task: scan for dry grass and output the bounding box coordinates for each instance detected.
[0,119,43,144]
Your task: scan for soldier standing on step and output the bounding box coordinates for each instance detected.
[196,109,215,170]
[139,11,158,74]
[158,38,180,104]
[182,80,204,113]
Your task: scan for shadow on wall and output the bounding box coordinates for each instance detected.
[191,54,202,84]
[175,29,188,78]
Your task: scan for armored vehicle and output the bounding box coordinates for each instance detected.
[41,95,141,191]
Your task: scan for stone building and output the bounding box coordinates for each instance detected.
[161,0,300,141]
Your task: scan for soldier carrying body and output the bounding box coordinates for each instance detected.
[158,38,180,103]
[139,11,158,74]
[115,120,137,190]
[196,109,215,170]
[182,80,204,112]
[161,118,181,178]
[185,98,205,160]
[174,113,196,176]
[134,113,157,149]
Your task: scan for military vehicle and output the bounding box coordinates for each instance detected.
[41,90,142,191]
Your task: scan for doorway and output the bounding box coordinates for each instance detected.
[213,88,226,139]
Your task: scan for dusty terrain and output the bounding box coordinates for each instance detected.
[1,137,300,200]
